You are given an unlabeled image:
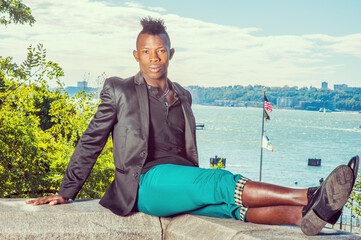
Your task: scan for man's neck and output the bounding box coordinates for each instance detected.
[143,77,168,92]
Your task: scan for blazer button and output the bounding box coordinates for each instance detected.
[139,151,146,158]
[133,172,139,178]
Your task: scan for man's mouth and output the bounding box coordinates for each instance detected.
[149,66,161,72]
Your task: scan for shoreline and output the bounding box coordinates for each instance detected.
[192,104,361,114]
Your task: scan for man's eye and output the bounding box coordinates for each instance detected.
[142,50,149,54]
[158,49,166,53]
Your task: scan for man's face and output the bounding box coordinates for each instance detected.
[133,33,174,84]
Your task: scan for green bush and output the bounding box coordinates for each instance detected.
[0,44,114,199]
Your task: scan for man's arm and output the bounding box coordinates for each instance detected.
[27,78,117,205]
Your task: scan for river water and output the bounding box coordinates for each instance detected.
[193,105,361,188]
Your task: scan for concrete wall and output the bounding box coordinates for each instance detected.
[1,199,360,240]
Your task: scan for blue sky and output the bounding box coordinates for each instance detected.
[128,0,361,36]
[1,0,360,88]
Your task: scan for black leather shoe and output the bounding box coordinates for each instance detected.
[302,187,317,216]
[302,156,359,226]
[300,164,353,236]
[348,155,359,186]
[303,187,342,225]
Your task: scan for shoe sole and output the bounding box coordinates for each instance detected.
[300,165,353,236]
[349,156,359,185]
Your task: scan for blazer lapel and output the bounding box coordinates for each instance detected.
[172,82,198,164]
[134,72,149,140]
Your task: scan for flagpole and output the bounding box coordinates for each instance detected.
[259,88,266,182]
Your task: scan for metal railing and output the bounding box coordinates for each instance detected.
[333,189,361,233]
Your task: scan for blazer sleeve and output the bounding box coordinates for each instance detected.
[59,78,117,199]
[173,81,193,106]
[185,89,192,106]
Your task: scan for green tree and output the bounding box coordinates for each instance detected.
[1,1,114,199]
[0,46,64,197]
[0,45,115,199]
[0,0,35,26]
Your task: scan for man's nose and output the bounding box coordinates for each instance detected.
[150,52,160,62]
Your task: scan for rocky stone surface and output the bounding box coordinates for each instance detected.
[1,199,360,240]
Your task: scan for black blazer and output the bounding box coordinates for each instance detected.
[59,72,199,216]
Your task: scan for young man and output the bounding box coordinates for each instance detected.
[27,17,359,236]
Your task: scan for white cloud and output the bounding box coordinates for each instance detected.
[326,34,361,57]
[148,7,166,12]
[0,0,360,89]
[124,2,144,9]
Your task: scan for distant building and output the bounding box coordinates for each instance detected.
[345,87,361,93]
[296,100,323,111]
[277,97,294,107]
[214,100,240,107]
[77,81,88,90]
[65,81,98,97]
[295,100,335,111]
[321,82,328,89]
[334,84,348,91]
[333,84,361,93]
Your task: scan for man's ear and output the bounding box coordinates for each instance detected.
[169,48,175,60]
[133,50,139,62]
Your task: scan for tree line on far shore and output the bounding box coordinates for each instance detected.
[186,85,361,111]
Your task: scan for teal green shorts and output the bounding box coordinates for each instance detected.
[137,164,249,221]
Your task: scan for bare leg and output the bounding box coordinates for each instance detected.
[246,205,303,225]
[242,181,308,207]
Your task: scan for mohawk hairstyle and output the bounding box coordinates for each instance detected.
[137,16,171,47]
[140,17,167,35]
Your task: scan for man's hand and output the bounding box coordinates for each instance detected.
[26,195,69,206]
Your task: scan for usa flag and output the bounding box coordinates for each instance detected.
[264,95,272,113]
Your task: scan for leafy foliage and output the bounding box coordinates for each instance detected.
[0,0,113,200]
[210,158,225,169]
[0,44,114,199]
[0,0,36,26]
[347,176,361,224]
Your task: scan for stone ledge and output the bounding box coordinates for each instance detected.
[1,199,360,240]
